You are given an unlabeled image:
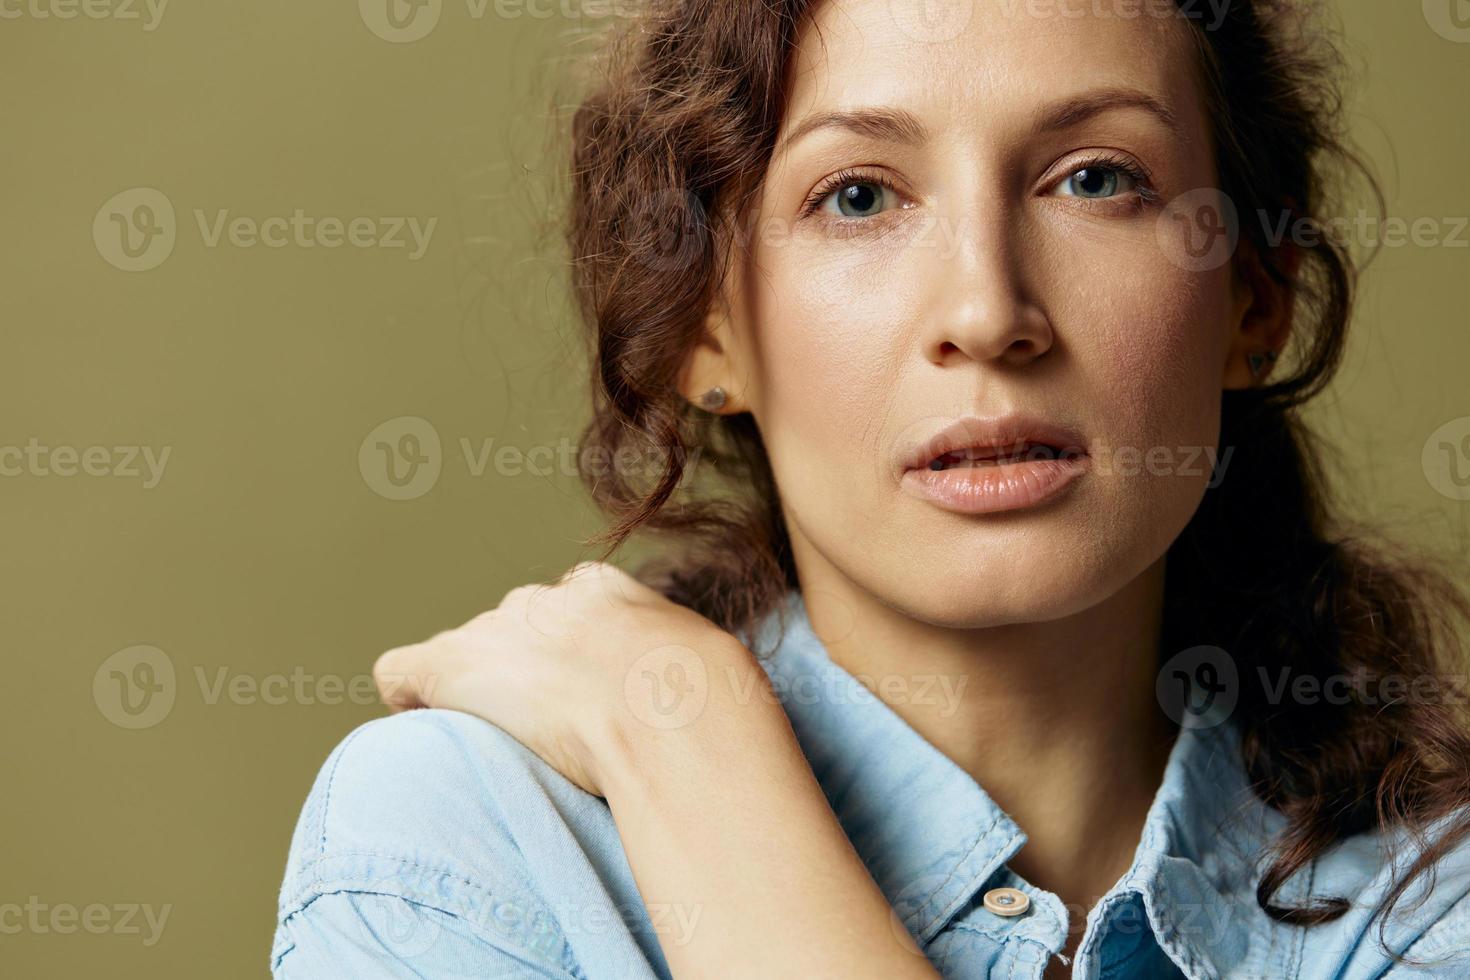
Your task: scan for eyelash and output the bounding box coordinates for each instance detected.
[797,154,1160,221]
[799,166,899,219]
[1056,152,1160,209]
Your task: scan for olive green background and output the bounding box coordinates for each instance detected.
[2,2,1466,977]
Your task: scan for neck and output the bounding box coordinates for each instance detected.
[796,556,1178,917]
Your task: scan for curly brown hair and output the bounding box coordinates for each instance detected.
[560,0,1470,950]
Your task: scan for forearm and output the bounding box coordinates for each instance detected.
[595,642,942,980]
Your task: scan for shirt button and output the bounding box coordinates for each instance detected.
[982,887,1031,917]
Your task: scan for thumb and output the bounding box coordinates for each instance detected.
[373,643,436,713]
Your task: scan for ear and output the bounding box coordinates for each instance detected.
[1221,237,1300,390]
[676,271,751,414]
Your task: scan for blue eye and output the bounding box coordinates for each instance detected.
[824,181,890,217]
[803,169,903,220]
[1057,165,1139,199]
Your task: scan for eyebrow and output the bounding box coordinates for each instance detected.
[776,87,1180,156]
[776,106,929,156]
[1031,87,1181,138]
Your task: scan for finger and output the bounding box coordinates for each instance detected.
[560,560,602,581]
[558,560,637,599]
[373,643,432,712]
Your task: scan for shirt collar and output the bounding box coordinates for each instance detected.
[738,587,1277,975]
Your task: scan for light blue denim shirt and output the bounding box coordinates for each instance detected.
[271,589,1470,978]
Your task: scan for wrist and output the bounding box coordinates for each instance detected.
[589,636,785,803]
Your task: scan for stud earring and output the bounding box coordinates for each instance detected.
[1247,349,1278,379]
[698,386,727,411]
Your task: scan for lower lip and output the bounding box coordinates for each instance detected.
[900,454,1091,515]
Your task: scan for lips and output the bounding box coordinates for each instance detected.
[926,442,1063,468]
[898,413,1092,515]
[899,414,1088,475]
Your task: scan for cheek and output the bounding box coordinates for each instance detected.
[1053,252,1233,583]
[1061,252,1231,457]
[743,240,914,483]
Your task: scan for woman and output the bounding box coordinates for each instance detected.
[270,1,1470,976]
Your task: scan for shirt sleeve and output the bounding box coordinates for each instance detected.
[270,709,599,979]
[273,890,576,979]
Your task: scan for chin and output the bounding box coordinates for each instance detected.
[866,529,1158,631]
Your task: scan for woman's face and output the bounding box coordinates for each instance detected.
[710,0,1259,627]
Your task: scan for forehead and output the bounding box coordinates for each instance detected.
[783,0,1205,139]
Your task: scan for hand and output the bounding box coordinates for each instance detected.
[371,560,756,799]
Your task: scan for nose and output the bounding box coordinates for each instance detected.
[920,209,1054,368]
